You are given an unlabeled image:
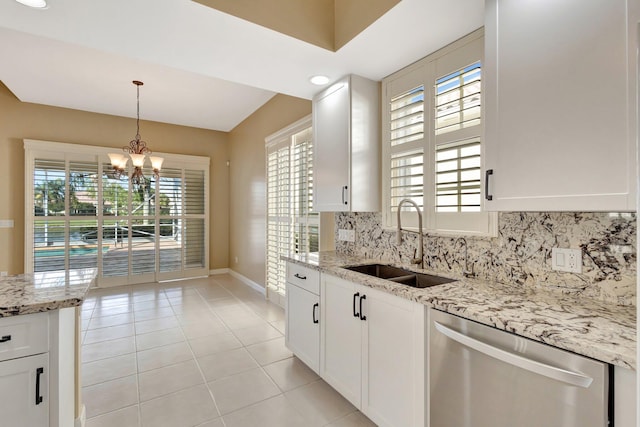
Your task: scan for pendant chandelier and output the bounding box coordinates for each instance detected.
[109,80,164,187]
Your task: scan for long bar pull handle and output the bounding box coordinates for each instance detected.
[485,169,493,201]
[35,367,44,405]
[293,273,307,280]
[312,303,319,324]
[433,322,593,388]
[0,335,11,343]
[359,295,367,321]
[342,186,348,205]
[352,292,360,318]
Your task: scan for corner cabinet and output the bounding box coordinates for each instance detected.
[320,274,425,427]
[312,75,380,212]
[284,263,320,373]
[484,0,638,211]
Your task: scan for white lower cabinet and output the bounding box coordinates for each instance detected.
[285,282,320,373]
[0,352,49,427]
[320,274,425,427]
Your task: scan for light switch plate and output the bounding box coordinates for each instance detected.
[338,229,355,242]
[551,248,582,273]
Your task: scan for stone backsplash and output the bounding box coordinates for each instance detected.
[335,212,637,306]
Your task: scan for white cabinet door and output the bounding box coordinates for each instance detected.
[320,274,362,407]
[285,282,320,373]
[361,286,425,427]
[313,81,351,211]
[0,352,49,427]
[484,0,637,211]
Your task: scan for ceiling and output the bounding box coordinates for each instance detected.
[0,0,484,132]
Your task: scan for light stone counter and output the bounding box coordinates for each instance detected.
[284,251,636,369]
[0,268,96,317]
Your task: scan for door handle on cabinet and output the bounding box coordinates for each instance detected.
[0,335,11,343]
[342,186,348,205]
[359,295,367,321]
[312,303,319,324]
[294,273,307,280]
[35,367,44,405]
[353,292,360,318]
[485,169,494,201]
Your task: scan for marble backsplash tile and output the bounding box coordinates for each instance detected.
[335,212,637,306]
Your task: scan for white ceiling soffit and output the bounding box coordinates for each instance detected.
[0,0,483,131]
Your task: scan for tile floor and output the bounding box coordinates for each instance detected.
[80,274,377,427]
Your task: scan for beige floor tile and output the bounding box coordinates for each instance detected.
[134,306,176,322]
[83,374,138,418]
[83,323,135,345]
[197,348,258,382]
[91,304,134,318]
[206,297,243,309]
[137,341,194,372]
[140,384,219,427]
[136,327,185,351]
[222,395,308,427]
[135,316,180,335]
[208,368,281,415]
[243,301,285,322]
[284,380,356,426]
[195,418,225,427]
[85,405,140,427]
[195,286,232,300]
[175,309,220,325]
[81,317,91,331]
[133,298,171,311]
[232,323,283,346]
[246,337,292,366]
[326,411,377,427]
[88,313,134,330]
[82,353,137,386]
[82,336,136,363]
[138,359,204,401]
[271,320,286,334]
[180,318,228,339]
[221,314,269,330]
[168,293,206,306]
[263,357,320,392]
[188,331,242,358]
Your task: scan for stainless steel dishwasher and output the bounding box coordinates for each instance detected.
[429,309,611,427]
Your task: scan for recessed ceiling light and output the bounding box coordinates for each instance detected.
[310,75,330,85]
[15,0,47,8]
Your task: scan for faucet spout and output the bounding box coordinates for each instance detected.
[396,199,423,269]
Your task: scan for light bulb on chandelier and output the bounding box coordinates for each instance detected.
[109,80,163,187]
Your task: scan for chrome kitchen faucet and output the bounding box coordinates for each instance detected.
[396,199,424,269]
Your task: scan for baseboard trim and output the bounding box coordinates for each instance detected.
[75,404,86,427]
[209,268,230,275]
[228,270,266,296]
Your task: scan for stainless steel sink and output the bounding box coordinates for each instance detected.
[344,264,456,288]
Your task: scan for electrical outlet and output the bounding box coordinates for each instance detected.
[551,248,582,273]
[234,256,238,264]
[338,229,355,242]
[0,271,7,277]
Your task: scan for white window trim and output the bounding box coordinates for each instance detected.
[265,115,318,307]
[382,28,497,237]
[24,139,210,284]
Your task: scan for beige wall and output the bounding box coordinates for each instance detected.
[228,94,312,286]
[0,83,229,275]
[193,0,398,51]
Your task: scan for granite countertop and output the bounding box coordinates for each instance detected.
[284,251,637,370]
[0,268,96,317]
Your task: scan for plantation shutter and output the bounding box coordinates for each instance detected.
[266,144,290,300]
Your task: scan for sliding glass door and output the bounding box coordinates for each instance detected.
[26,140,209,287]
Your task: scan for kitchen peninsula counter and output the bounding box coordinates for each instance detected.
[0,268,96,317]
[284,251,636,369]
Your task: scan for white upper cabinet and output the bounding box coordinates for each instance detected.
[484,0,638,211]
[313,75,380,212]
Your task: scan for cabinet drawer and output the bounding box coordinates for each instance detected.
[0,313,49,362]
[286,263,320,295]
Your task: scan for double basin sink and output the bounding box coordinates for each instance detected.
[344,264,455,288]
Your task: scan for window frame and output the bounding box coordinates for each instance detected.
[382,28,496,236]
[24,139,210,286]
[265,115,318,307]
